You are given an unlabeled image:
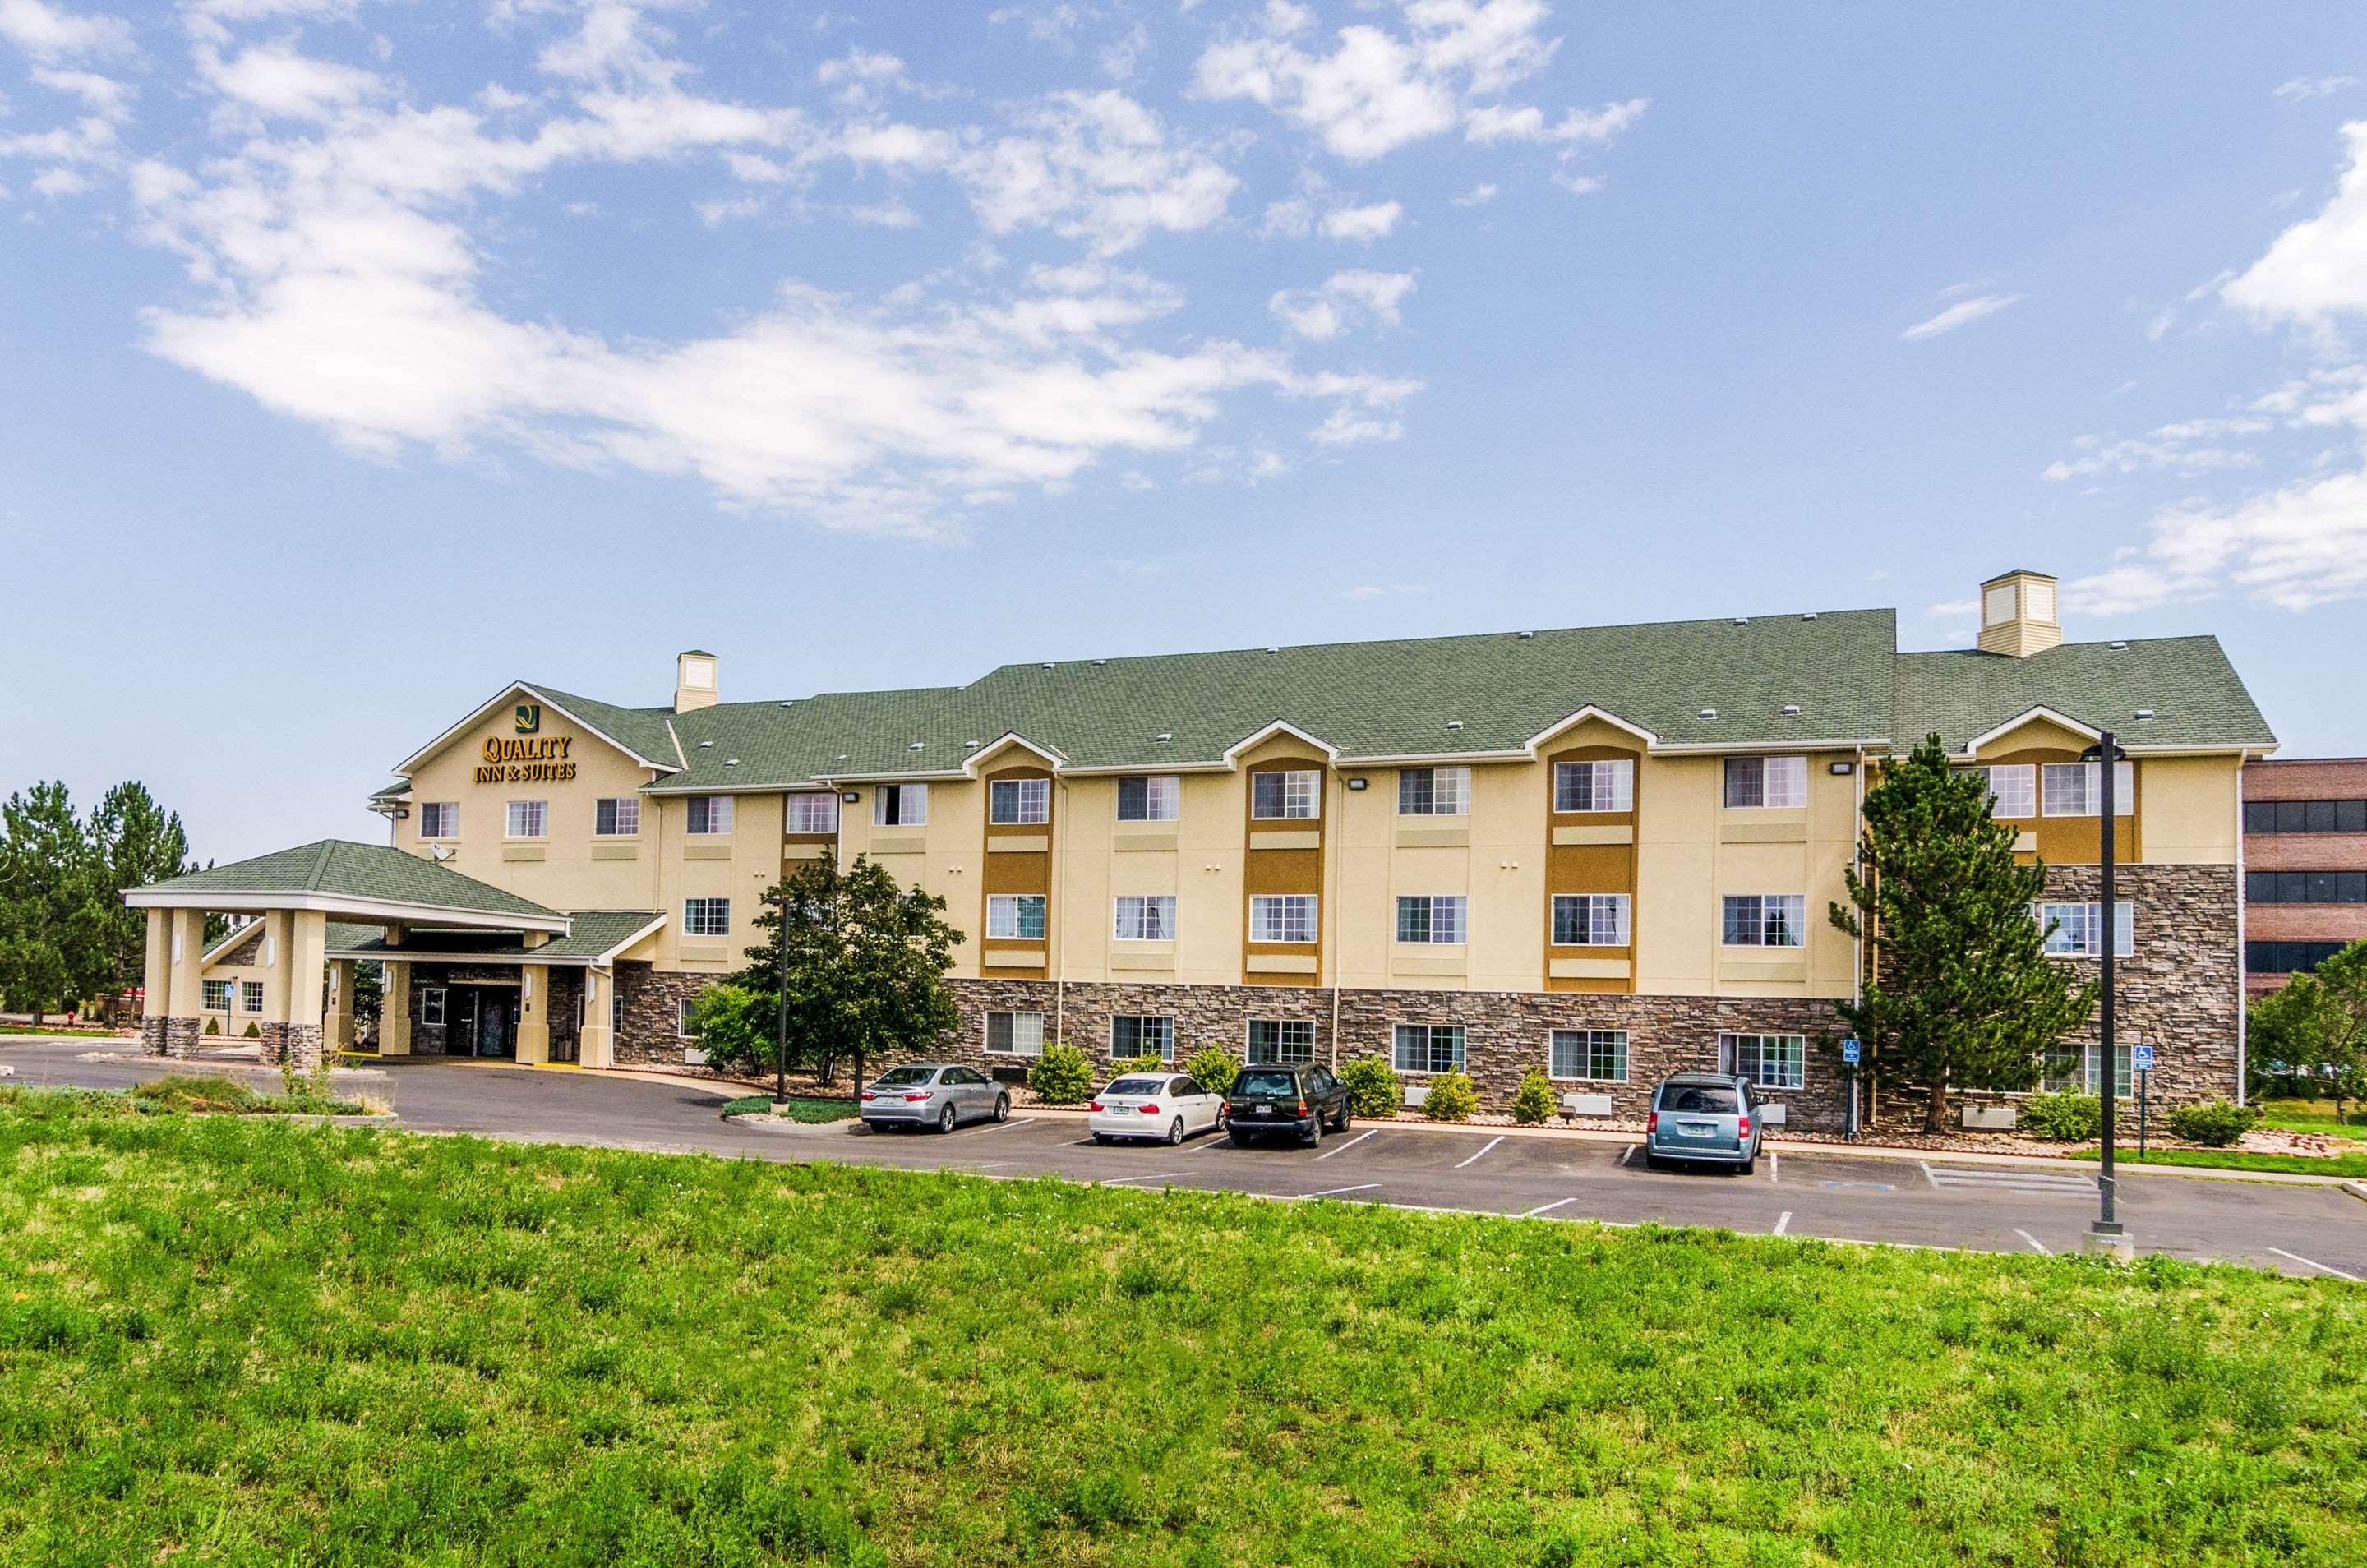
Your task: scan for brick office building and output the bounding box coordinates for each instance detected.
[2244,757,2367,997]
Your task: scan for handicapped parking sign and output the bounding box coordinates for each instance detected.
[1841,1038,1861,1065]
[2132,1044,2155,1072]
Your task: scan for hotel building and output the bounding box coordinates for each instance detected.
[128,570,2277,1131]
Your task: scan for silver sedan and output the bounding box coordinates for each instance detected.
[859,1063,1010,1132]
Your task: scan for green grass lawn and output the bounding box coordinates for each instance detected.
[2,1089,2362,1566]
[718,1093,860,1123]
[2065,1145,2367,1178]
[2254,1099,2366,1141]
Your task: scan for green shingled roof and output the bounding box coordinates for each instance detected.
[524,684,682,768]
[1891,637,2275,754]
[137,841,563,920]
[326,911,663,962]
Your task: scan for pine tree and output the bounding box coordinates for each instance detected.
[1829,736,2099,1133]
[86,782,197,998]
[0,782,95,1023]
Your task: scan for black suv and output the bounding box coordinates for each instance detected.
[1225,1063,1350,1147]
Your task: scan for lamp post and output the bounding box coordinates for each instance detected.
[772,891,791,1110]
[2080,732,2130,1257]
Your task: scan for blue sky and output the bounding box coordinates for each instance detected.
[3,1,2365,863]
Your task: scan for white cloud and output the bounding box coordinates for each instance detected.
[2042,418,2269,482]
[0,0,131,62]
[1321,197,1400,240]
[2222,122,2367,323]
[31,65,132,118]
[1899,292,2023,341]
[1308,404,1404,445]
[197,42,388,121]
[2273,75,2360,102]
[949,89,1239,256]
[1268,267,1414,338]
[1451,180,1495,205]
[2067,470,2367,613]
[1342,581,1423,599]
[1463,95,1645,145]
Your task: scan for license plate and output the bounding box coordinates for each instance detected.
[1255,1105,1272,1117]
[1681,1122,1715,1138]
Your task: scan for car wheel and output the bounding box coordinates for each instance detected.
[1092,1132,1111,1146]
[938,1104,957,1134]
[1167,1117,1185,1146]
[1642,1152,1665,1172]
[1230,1128,1253,1148]
[993,1094,1010,1123]
[1329,1105,1350,1133]
[1737,1156,1756,1177]
[1303,1117,1322,1148]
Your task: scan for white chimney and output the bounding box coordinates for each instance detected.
[675,649,719,712]
[1977,570,2061,658]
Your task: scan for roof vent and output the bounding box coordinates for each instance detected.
[1154,731,1174,742]
[1699,708,1719,719]
[908,742,925,751]
[1266,646,1280,653]
[1801,612,1818,621]
[724,759,740,767]
[1040,662,1054,670]
[1781,704,1802,716]
[1732,616,1748,626]
[1446,719,1464,730]
[698,740,714,748]
[778,701,795,708]
[1516,630,1534,639]
[965,740,980,749]
[2134,708,2156,721]
[2109,640,2128,650]
[836,753,848,761]
[1091,659,1106,666]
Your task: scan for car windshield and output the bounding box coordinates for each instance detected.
[1661,1085,1738,1114]
[873,1067,936,1087]
[1104,1077,1165,1096]
[1237,1071,1299,1096]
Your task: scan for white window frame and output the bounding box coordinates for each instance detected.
[682,897,731,938]
[784,793,840,834]
[594,796,640,837]
[874,783,928,827]
[1395,894,1468,944]
[1251,769,1321,820]
[2041,760,2134,818]
[1110,1014,1175,1063]
[685,796,735,836]
[1967,764,2037,819]
[505,799,547,840]
[1719,1032,1805,1089]
[676,996,699,1038]
[1396,766,1470,817]
[1549,1028,1628,1082]
[1248,893,1317,943]
[988,777,1050,826]
[2037,901,2134,958]
[1553,759,1634,814]
[987,893,1047,941]
[985,1009,1045,1057]
[202,979,233,1012]
[1112,895,1177,942]
[419,801,459,838]
[1722,755,1808,809]
[420,986,445,1026]
[1246,1017,1316,1065]
[1550,892,1631,947]
[1116,775,1180,822]
[1720,893,1806,948]
[1392,1022,1467,1075]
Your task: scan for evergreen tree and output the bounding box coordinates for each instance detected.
[1829,736,2099,1133]
[86,781,198,997]
[0,782,96,1023]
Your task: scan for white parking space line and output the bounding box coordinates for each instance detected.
[1314,1128,1380,1161]
[1773,1211,1791,1235]
[1099,1170,1193,1187]
[1769,1151,1779,1184]
[954,1118,1036,1137]
[1303,1183,1382,1199]
[1183,1134,1229,1154]
[1920,1160,1940,1190]
[1522,1197,1580,1217]
[1453,1135,1506,1169]
[2269,1246,2361,1281]
[1923,1164,2095,1195]
[2015,1229,2051,1256]
[1621,1143,1640,1167]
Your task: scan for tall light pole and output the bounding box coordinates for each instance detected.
[772,890,791,1110]
[2081,732,2129,1255]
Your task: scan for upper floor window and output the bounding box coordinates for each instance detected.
[505,800,547,838]
[1723,755,1807,809]
[1553,759,1633,813]
[1722,894,1806,948]
[1248,894,1317,943]
[1117,775,1180,822]
[2037,901,2133,958]
[1551,892,1631,947]
[784,793,840,834]
[1959,764,2036,819]
[1396,895,1467,944]
[874,782,927,827]
[683,897,731,938]
[1397,766,1470,816]
[2247,870,2367,905]
[2245,799,2367,834]
[2040,760,2134,818]
[419,801,459,838]
[1251,769,1321,820]
[1113,895,1177,941]
[595,796,640,837]
[685,796,734,836]
[989,777,1050,825]
[987,894,1047,941]
[2247,939,2350,975]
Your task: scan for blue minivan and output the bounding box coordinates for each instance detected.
[1643,1072,1762,1175]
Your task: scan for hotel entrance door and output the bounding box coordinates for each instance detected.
[455,988,518,1058]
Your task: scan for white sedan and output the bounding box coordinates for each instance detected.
[1087,1072,1226,1146]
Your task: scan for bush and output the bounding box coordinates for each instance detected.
[1113,1054,1166,1076]
[1422,1072,1477,1123]
[1511,1069,1557,1125]
[2023,1091,2101,1142]
[1340,1057,1400,1118]
[242,1022,260,1040]
[203,1017,219,1036]
[2167,1099,2258,1148]
[1029,1043,1096,1105]
[1185,1047,1239,1096]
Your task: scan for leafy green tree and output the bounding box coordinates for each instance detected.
[0,782,99,1023]
[723,855,963,1087]
[1829,736,2099,1134]
[85,782,197,998]
[688,983,779,1071]
[2248,944,2367,1124]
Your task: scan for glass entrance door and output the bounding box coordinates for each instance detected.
[475,990,516,1058]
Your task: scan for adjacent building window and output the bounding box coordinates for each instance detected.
[683,897,731,938]
[1719,1032,1805,1089]
[595,796,640,836]
[2041,760,2135,817]
[2246,940,2349,975]
[1723,756,1807,809]
[874,782,928,826]
[1721,894,1806,948]
[2247,870,2367,904]
[1248,1018,1316,1064]
[1111,1014,1175,1062]
[1250,769,1321,819]
[784,793,840,834]
[1551,893,1631,947]
[1117,775,1180,822]
[506,800,547,838]
[1550,1028,1628,1082]
[1553,758,1634,813]
[1397,766,1470,816]
[1248,894,1317,943]
[987,894,1048,941]
[1395,895,1467,944]
[1960,764,2037,819]
[419,801,459,837]
[420,987,446,1026]
[2036,901,2134,958]
[2245,799,2367,834]
[685,796,735,835]
[989,777,1050,825]
[202,980,232,1012]
[986,1010,1045,1056]
[241,980,265,1014]
[1112,895,1176,941]
[1393,1022,1467,1075]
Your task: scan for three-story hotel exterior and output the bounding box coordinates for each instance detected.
[127,570,2276,1131]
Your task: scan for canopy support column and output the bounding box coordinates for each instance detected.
[381,960,413,1056]
[518,962,551,1065]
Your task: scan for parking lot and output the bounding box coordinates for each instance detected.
[5,1038,2362,1280]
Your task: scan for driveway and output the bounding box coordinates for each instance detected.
[6,1039,2361,1280]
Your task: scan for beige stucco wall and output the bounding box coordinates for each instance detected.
[2136,754,2240,865]
[648,790,786,972]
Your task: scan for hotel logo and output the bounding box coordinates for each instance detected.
[514,703,542,735]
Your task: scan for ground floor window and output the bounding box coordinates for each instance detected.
[1111,1014,1174,1061]
[2046,1042,2135,1096]
[988,894,1048,940]
[1393,1023,1467,1075]
[1550,1028,1626,1081]
[2037,901,2134,958]
[986,1010,1045,1056]
[421,987,446,1026]
[676,995,700,1038]
[1248,1018,1316,1065]
[1719,1032,1804,1089]
[240,980,265,1014]
[202,979,232,1012]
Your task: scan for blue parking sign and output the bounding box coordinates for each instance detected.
[2132,1044,2155,1072]
[1841,1038,1861,1065]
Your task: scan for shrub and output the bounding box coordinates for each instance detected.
[2023,1091,2100,1142]
[1113,1054,1166,1076]
[203,1017,220,1036]
[242,1022,260,1040]
[1029,1043,1096,1105]
[1185,1047,1239,1096]
[1422,1072,1478,1123]
[1511,1069,1557,1125]
[2167,1099,2258,1148]
[1340,1057,1400,1118]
